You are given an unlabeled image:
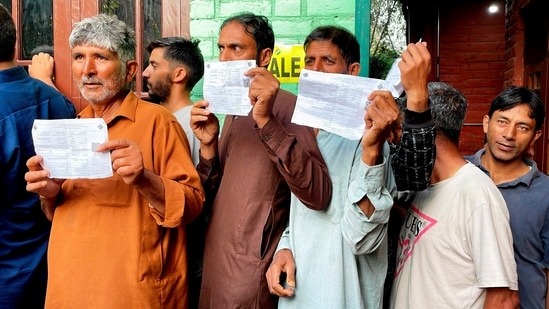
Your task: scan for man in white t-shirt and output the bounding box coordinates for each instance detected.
[390,82,519,308]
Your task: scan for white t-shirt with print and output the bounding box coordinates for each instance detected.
[390,163,518,309]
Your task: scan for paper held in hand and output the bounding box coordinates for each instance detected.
[203,60,257,116]
[31,118,113,179]
[291,60,404,140]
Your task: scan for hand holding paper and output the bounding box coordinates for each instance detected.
[203,60,257,115]
[245,67,280,128]
[292,69,392,140]
[361,90,400,164]
[96,139,145,186]
[31,118,112,179]
[25,155,65,200]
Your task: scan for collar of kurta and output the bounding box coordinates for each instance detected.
[78,90,138,125]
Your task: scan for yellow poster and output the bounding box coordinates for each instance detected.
[268,45,305,83]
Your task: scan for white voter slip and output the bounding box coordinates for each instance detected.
[292,69,395,140]
[32,118,113,179]
[203,60,257,115]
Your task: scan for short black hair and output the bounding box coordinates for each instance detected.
[147,37,205,90]
[488,86,545,131]
[304,25,360,66]
[220,12,275,59]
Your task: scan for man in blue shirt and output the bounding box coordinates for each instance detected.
[466,86,549,309]
[0,4,76,308]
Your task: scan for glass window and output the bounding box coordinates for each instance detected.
[101,0,161,93]
[101,0,135,30]
[144,0,162,51]
[0,0,11,11]
[142,0,161,91]
[21,0,53,59]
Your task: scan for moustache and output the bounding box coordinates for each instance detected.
[80,77,103,85]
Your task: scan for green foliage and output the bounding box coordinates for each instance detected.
[101,0,120,15]
[369,46,399,79]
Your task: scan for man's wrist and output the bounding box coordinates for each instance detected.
[39,194,57,201]
[200,140,218,159]
[405,90,429,112]
[255,115,272,129]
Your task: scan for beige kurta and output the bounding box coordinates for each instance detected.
[45,92,204,308]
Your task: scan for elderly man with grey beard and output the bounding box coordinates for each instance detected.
[25,14,204,309]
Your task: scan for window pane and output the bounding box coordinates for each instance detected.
[101,0,135,29]
[22,0,53,59]
[144,0,161,50]
[100,0,162,94]
[142,0,161,92]
[0,0,11,11]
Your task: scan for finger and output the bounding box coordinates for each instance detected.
[24,169,49,183]
[366,103,395,129]
[26,155,45,171]
[193,99,209,109]
[368,94,399,118]
[374,93,399,115]
[400,43,430,69]
[266,266,284,296]
[269,274,294,297]
[401,43,422,60]
[244,67,265,77]
[284,261,296,289]
[191,107,211,119]
[270,283,288,297]
[365,104,381,123]
[367,90,392,102]
[26,179,49,193]
[96,139,128,152]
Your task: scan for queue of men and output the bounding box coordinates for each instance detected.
[1,4,548,309]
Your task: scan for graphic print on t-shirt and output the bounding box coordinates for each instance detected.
[394,204,437,278]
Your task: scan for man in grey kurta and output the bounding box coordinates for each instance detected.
[266,26,435,309]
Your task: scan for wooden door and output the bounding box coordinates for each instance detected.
[6,0,189,113]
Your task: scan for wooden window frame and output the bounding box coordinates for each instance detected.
[12,0,189,112]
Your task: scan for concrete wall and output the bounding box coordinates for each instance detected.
[189,0,356,97]
[190,0,356,61]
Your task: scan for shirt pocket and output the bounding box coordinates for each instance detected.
[64,175,135,207]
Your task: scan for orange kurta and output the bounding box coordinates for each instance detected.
[45,92,204,308]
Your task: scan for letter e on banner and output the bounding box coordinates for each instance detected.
[268,45,305,83]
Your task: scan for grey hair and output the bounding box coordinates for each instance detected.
[69,14,135,66]
[428,82,467,144]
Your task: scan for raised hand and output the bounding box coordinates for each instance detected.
[244,67,280,128]
[361,90,399,165]
[399,42,431,112]
[190,100,220,159]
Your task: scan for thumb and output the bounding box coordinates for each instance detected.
[285,263,296,288]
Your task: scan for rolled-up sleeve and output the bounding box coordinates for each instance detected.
[342,142,396,255]
[148,119,205,227]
